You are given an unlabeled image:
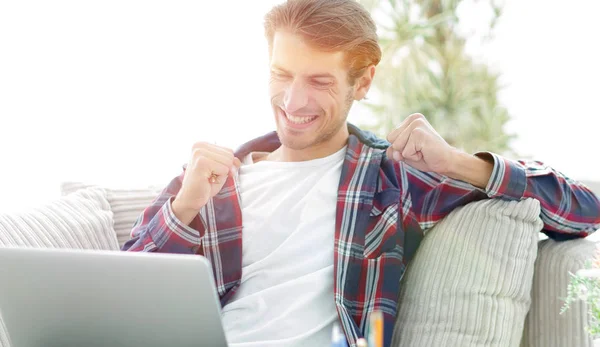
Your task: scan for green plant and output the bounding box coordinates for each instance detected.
[561,258,600,338]
[357,0,516,155]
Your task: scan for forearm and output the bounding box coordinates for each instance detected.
[172,198,200,226]
[443,150,494,189]
[424,148,600,236]
[122,172,206,253]
[467,151,600,236]
[122,197,205,253]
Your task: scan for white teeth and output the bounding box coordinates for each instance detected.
[285,112,317,124]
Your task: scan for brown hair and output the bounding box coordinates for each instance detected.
[264,0,382,84]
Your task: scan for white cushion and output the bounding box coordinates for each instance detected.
[393,198,543,347]
[61,182,162,247]
[0,187,117,250]
[0,187,118,347]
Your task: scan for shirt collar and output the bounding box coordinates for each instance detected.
[233,122,389,159]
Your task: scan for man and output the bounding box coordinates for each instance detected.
[122,0,600,346]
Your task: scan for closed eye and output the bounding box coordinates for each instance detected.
[270,72,291,80]
[310,79,334,88]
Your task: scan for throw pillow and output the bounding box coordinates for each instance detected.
[61,182,162,247]
[392,198,543,347]
[0,187,118,250]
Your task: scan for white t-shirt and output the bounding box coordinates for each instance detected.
[221,146,347,347]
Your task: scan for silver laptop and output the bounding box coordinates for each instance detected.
[0,247,228,347]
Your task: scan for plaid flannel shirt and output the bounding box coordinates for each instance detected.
[123,124,600,347]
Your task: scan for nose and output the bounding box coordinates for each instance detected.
[283,80,309,113]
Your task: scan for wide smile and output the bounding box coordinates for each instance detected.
[279,107,319,130]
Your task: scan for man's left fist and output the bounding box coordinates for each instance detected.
[386,113,457,174]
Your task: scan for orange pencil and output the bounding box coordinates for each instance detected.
[368,311,383,347]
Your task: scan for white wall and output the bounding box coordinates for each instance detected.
[0,1,279,211]
[471,0,600,180]
[0,0,598,212]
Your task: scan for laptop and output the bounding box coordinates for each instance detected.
[0,247,228,347]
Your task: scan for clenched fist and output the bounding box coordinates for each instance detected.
[386,113,495,189]
[172,142,241,224]
[386,113,455,174]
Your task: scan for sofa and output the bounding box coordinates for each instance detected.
[0,181,598,347]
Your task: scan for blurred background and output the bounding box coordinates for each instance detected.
[0,0,599,212]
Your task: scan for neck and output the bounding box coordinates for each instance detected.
[271,126,349,162]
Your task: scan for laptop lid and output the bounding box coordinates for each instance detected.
[0,247,228,347]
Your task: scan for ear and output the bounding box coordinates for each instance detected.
[353,65,376,101]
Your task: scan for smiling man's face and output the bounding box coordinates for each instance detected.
[269,31,362,158]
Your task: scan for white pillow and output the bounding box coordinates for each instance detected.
[61,182,162,247]
[0,187,118,250]
[0,187,118,347]
[393,198,543,347]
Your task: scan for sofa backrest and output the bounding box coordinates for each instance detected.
[61,182,162,248]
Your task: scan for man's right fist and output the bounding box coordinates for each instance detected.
[172,142,241,223]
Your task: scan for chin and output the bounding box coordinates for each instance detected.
[276,129,317,151]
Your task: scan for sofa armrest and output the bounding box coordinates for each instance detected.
[521,238,598,347]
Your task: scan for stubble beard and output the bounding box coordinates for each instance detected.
[276,89,354,151]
